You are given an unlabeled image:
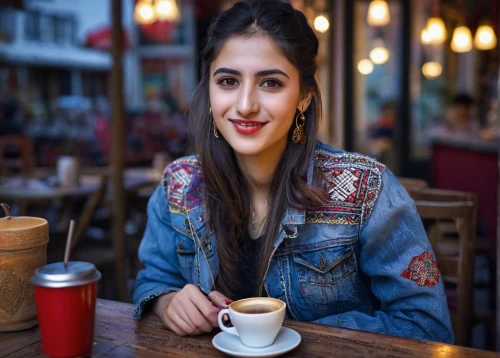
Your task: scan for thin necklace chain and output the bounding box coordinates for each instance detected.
[251,210,256,232]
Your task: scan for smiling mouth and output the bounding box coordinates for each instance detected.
[229,119,267,135]
[230,119,266,126]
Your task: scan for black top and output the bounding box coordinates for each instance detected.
[232,233,264,301]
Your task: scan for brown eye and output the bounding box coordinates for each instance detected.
[219,78,238,87]
[261,79,283,88]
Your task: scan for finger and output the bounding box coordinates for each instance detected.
[208,291,233,308]
[166,307,203,335]
[174,303,199,332]
[190,293,219,327]
[168,308,197,335]
[190,310,216,332]
[163,313,186,336]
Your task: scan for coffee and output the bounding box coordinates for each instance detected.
[237,305,277,314]
[218,297,286,348]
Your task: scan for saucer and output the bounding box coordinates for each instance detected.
[212,327,301,357]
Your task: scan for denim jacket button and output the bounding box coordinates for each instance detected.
[184,219,189,226]
[320,257,327,270]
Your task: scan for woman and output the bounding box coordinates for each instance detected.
[133,0,453,343]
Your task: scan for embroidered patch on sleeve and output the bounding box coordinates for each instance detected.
[164,158,201,214]
[400,251,440,287]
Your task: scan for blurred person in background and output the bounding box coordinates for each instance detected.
[428,93,480,139]
[367,100,396,169]
[133,0,453,344]
[93,95,111,165]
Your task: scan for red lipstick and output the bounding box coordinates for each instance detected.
[230,119,266,135]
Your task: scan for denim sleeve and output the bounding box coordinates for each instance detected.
[313,169,454,343]
[132,184,186,320]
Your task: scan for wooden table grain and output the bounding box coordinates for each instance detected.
[1,299,497,357]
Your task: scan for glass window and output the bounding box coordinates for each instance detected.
[54,16,66,44]
[352,0,402,172]
[0,7,15,44]
[25,11,41,41]
[40,14,55,42]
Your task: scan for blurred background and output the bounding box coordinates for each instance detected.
[0,0,498,351]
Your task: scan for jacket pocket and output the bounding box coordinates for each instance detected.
[176,238,196,268]
[293,244,359,315]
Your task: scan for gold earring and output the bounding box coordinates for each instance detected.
[209,107,219,138]
[292,106,306,144]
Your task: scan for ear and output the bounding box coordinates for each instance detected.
[297,88,314,113]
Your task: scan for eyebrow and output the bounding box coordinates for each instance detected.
[213,67,289,79]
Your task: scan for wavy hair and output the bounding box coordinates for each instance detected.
[187,0,325,298]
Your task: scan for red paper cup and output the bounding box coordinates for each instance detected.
[31,262,101,357]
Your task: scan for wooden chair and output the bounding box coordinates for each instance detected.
[0,135,35,176]
[412,189,477,346]
[397,177,428,192]
[47,175,124,299]
[47,175,109,261]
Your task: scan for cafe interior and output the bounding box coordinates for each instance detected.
[0,0,499,355]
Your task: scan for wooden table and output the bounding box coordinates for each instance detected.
[0,167,158,201]
[1,299,497,357]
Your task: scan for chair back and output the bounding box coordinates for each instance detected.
[413,188,477,346]
[397,177,429,192]
[71,175,108,250]
[0,135,35,175]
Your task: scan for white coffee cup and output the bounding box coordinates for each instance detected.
[57,156,80,188]
[217,297,286,348]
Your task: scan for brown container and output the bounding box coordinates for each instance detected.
[0,204,48,332]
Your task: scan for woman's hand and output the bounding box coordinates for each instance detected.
[153,284,231,336]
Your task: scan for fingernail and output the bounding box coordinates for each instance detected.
[225,300,233,305]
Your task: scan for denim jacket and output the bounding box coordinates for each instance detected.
[133,141,454,343]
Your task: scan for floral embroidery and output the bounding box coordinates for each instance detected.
[306,151,384,226]
[164,157,202,214]
[401,252,440,287]
[165,151,385,226]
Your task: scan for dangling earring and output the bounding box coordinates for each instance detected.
[292,106,306,144]
[209,107,219,139]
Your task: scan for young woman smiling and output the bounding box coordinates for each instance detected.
[133,0,454,344]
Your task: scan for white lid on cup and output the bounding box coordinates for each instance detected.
[31,261,101,288]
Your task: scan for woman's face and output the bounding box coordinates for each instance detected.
[209,35,312,159]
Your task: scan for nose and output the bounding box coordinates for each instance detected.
[236,84,259,116]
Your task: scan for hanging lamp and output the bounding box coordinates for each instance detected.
[474,22,497,50]
[426,17,447,45]
[451,26,473,53]
[367,0,390,26]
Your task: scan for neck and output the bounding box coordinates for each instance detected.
[235,144,285,194]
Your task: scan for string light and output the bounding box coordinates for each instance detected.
[314,15,330,33]
[134,0,156,24]
[367,0,390,26]
[369,39,390,64]
[134,0,180,24]
[155,0,180,22]
[474,23,497,50]
[421,28,432,45]
[451,26,473,53]
[358,59,374,75]
[422,61,442,78]
[426,17,447,45]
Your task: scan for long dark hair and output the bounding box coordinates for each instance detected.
[187,0,325,298]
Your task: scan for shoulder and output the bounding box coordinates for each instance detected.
[162,155,203,214]
[313,141,385,174]
[308,141,386,225]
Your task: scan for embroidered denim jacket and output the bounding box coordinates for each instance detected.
[133,141,454,343]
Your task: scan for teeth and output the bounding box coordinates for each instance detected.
[239,123,259,127]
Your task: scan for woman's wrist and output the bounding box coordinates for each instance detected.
[153,292,176,318]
